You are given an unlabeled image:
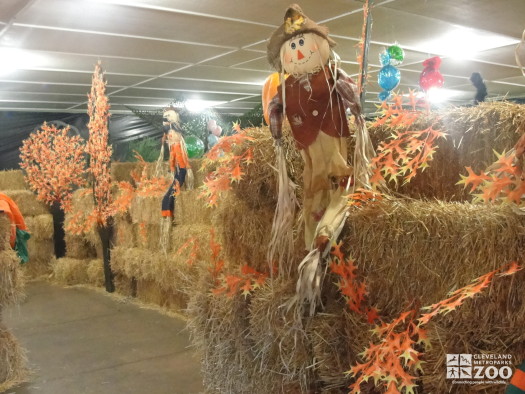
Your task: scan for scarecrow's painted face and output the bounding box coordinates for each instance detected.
[281,32,330,75]
[163,109,180,125]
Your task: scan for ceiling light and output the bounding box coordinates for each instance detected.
[425,88,460,104]
[0,47,44,75]
[184,99,226,113]
[416,27,519,60]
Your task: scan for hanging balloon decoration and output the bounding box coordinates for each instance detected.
[206,119,222,149]
[184,135,205,158]
[377,44,404,101]
[419,56,444,92]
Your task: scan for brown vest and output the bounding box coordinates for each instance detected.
[279,67,350,150]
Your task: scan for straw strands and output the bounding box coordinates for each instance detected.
[0,170,26,191]
[342,199,525,316]
[1,190,49,216]
[0,250,25,308]
[0,325,28,392]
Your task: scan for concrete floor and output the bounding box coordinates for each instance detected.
[3,281,204,394]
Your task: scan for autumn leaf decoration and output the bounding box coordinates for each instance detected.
[206,229,267,297]
[370,92,446,187]
[458,150,525,205]
[199,130,254,207]
[348,261,523,393]
[20,122,87,212]
[348,188,383,209]
[329,243,379,324]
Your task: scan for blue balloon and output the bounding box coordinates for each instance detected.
[378,90,391,101]
[378,65,401,91]
[379,50,391,67]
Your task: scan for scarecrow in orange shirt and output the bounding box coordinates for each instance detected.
[161,107,191,218]
[267,4,374,252]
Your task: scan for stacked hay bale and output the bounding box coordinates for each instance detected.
[369,101,525,200]
[52,189,103,287]
[0,170,54,278]
[186,102,525,393]
[0,215,28,391]
[110,158,212,309]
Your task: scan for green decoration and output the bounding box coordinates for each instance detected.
[387,45,405,62]
[184,135,205,158]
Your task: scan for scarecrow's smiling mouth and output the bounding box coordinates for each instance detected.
[291,50,316,65]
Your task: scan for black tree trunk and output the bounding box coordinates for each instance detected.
[98,220,115,293]
[50,201,66,258]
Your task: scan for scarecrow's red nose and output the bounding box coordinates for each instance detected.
[297,50,305,60]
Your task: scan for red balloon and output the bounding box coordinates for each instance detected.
[419,56,444,91]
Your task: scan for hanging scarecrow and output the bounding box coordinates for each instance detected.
[267,3,373,252]
[160,107,191,218]
[267,4,374,315]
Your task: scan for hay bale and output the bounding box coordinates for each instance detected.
[2,190,49,216]
[189,159,205,188]
[212,193,303,273]
[0,215,11,251]
[51,257,89,285]
[114,214,135,248]
[422,269,525,393]
[368,101,525,200]
[86,259,104,287]
[24,214,53,241]
[64,233,96,259]
[111,244,196,295]
[0,250,24,307]
[114,273,133,297]
[129,194,162,225]
[343,199,525,317]
[247,279,317,392]
[187,277,258,393]
[27,238,54,262]
[0,170,26,190]
[136,279,186,310]
[133,223,162,250]
[111,162,141,182]
[176,189,212,225]
[0,324,28,392]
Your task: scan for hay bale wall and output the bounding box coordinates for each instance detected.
[186,103,525,393]
[1,190,49,216]
[0,212,28,391]
[0,170,26,190]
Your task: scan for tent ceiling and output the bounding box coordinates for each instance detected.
[0,0,524,116]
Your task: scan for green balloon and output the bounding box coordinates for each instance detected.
[184,135,205,158]
[388,45,405,62]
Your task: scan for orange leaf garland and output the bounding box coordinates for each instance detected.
[459,149,525,205]
[370,94,445,188]
[199,130,254,207]
[348,261,523,393]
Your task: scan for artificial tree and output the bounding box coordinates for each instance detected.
[19,123,87,258]
[86,61,115,292]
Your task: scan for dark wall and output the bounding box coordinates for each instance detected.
[0,111,162,170]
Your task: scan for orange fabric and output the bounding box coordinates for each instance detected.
[511,369,525,390]
[0,192,27,248]
[169,142,190,172]
[161,210,173,218]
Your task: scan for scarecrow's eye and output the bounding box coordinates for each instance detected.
[291,42,296,50]
[299,38,304,46]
